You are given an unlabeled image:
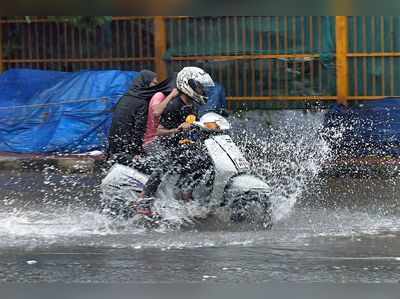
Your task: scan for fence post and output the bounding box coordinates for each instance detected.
[335,16,349,105]
[154,16,167,80]
[0,21,3,73]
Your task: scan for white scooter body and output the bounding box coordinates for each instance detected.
[101,112,271,225]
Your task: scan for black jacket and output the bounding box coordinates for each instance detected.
[108,71,174,163]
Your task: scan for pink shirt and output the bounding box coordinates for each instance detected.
[143,92,166,145]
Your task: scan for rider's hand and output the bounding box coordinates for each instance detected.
[169,88,179,98]
[177,122,192,131]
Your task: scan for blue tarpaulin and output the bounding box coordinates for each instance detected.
[198,83,227,116]
[324,98,400,157]
[0,69,138,154]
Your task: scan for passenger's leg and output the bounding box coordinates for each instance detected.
[141,143,173,197]
[175,145,213,200]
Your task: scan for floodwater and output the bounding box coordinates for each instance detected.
[1,111,400,283]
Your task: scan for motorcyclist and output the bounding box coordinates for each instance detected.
[135,67,215,216]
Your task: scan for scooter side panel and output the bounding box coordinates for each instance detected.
[100,164,149,218]
[205,137,238,207]
[101,163,149,193]
[212,135,250,172]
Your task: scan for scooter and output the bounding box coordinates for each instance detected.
[101,112,272,229]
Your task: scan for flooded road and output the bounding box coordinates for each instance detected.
[2,171,400,283]
[1,111,400,283]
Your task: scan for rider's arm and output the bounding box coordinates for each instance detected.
[157,122,192,137]
[156,124,179,136]
[157,97,191,137]
[153,89,179,117]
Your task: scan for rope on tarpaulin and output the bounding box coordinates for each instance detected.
[0,96,124,110]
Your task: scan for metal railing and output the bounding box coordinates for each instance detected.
[1,16,399,105]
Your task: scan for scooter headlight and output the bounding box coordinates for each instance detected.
[204,122,220,130]
[199,112,231,131]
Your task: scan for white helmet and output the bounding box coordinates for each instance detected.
[176,67,215,105]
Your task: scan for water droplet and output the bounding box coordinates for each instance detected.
[202,275,217,279]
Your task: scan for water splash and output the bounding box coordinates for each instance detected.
[231,110,333,222]
[0,110,335,248]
